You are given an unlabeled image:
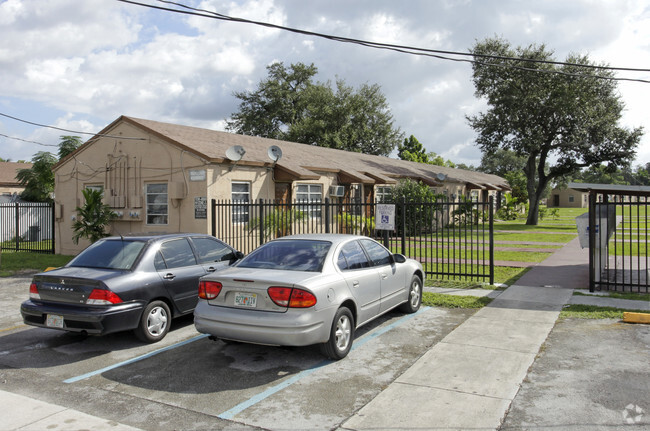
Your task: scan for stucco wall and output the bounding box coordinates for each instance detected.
[54,122,341,255]
[548,188,588,208]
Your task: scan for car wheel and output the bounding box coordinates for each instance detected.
[320,306,354,360]
[400,274,422,314]
[135,300,171,343]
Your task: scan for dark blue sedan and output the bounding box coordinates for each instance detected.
[21,233,242,342]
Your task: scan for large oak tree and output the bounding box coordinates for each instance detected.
[467,37,642,224]
[227,62,403,156]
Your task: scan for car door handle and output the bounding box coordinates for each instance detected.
[352,281,359,288]
[163,273,176,280]
[380,273,388,280]
[206,266,216,273]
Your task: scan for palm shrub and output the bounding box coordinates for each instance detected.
[72,189,117,244]
[249,207,307,240]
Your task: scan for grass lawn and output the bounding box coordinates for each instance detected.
[560,304,648,319]
[0,252,74,277]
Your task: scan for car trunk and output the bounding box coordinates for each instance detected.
[32,267,118,304]
[205,269,322,313]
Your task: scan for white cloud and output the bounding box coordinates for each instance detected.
[0,0,648,168]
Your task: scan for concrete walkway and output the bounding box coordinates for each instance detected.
[340,236,644,431]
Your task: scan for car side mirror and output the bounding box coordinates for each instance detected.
[222,251,244,263]
[392,254,406,264]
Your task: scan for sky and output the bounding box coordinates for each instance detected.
[1,0,649,170]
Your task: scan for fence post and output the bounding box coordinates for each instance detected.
[258,199,265,245]
[489,196,494,285]
[51,202,56,254]
[588,192,596,292]
[400,196,406,256]
[14,202,19,252]
[211,199,216,237]
[325,197,330,234]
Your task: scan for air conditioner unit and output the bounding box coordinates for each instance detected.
[329,185,345,197]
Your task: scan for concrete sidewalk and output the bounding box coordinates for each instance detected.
[0,390,141,430]
[340,236,645,431]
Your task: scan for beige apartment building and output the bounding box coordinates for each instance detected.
[53,116,510,255]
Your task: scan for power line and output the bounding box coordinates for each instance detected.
[0,113,146,140]
[113,0,650,83]
[0,133,57,147]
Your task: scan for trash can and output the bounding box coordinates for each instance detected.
[28,225,40,242]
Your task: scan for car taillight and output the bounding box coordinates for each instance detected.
[268,287,317,308]
[29,282,40,299]
[199,280,222,300]
[86,289,123,305]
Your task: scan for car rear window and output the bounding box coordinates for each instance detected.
[238,240,331,272]
[69,239,146,270]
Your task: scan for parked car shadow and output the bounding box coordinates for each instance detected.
[0,313,196,370]
[99,311,400,395]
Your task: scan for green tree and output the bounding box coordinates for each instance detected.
[227,62,403,156]
[467,37,642,225]
[387,178,442,234]
[631,163,650,185]
[479,149,530,202]
[57,135,83,159]
[16,151,57,202]
[72,188,117,244]
[572,164,628,185]
[398,135,429,163]
[398,135,455,167]
[15,136,85,202]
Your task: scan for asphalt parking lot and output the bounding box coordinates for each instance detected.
[0,275,473,430]
[502,317,649,430]
[1,274,648,430]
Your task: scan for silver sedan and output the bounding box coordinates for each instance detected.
[194,234,424,359]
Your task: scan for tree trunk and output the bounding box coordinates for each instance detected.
[526,197,539,225]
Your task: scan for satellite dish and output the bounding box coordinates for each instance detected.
[225,145,246,161]
[436,173,447,181]
[267,145,283,163]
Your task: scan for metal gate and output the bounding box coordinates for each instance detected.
[588,193,649,293]
[0,202,55,254]
[211,197,494,283]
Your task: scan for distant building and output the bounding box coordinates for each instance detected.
[53,116,510,254]
[548,187,589,208]
[0,161,32,202]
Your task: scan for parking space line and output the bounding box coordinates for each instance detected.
[217,307,429,420]
[63,334,208,384]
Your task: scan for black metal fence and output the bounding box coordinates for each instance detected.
[589,193,649,293]
[212,197,494,283]
[0,202,55,254]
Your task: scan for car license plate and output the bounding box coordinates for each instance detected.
[234,292,257,308]
[46,314,64,328]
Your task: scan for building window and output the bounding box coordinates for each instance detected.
[569,195,575,203]
[296,184,322,219]
[232,181,250,223]
[146,183,168,225]
[85,184,104,194]
[375,186,392,203]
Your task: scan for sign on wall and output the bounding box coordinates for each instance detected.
[194,197,207,219]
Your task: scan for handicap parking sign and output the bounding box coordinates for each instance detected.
[376,204,395,230]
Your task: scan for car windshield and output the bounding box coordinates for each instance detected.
[68,239,147,270]
[238,240,331,272]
